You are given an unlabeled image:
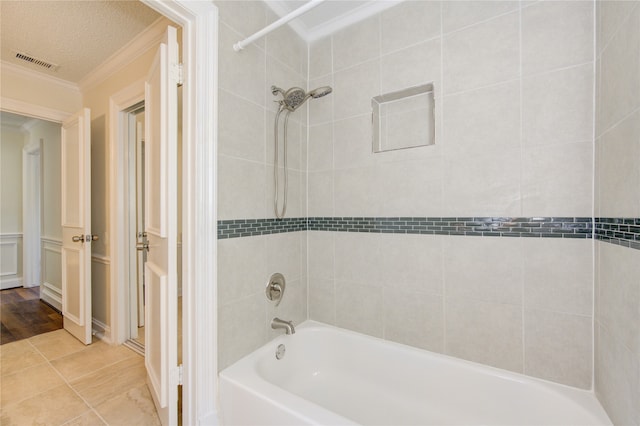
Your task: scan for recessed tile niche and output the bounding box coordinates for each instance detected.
[372,83,435,153]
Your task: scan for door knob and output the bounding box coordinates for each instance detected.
[137,242,150,252]
[72,234,98,243]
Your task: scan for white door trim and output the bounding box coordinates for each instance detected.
[140,2,219,424]
[2,1,220,422]
[109,79,145,346]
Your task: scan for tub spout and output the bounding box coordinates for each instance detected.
[271,317,295,335]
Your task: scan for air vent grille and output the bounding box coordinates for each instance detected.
[13,51,58,71]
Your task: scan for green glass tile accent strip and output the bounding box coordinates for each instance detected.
[217,217,307,239]
[307,217,593,238]
[217,217,594,239]
[217,216,640,250]
[595,217,640,250]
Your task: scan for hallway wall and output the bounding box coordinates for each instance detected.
[0,63,82,115]
[24,119,63,309]
[0,125,25,289]
[82,43,162,336]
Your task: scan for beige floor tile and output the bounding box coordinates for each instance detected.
[0,384,89,426]
[29,329,88,361]
[95,384,161,426]
[51,341,137,381]
[0,363,66,407]
[0,340,46,376]
[61,409,107,426]
[71,356,146,407]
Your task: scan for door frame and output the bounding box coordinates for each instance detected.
[108,80,145,348]
[129,2,219,425]
[1,1,219,423]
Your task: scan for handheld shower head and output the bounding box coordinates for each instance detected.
[309,86,332,98]
[272,85,333,111]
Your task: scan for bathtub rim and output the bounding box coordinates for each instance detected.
[219,320,611,425]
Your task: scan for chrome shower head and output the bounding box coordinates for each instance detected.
[283,87,307,111]
[272,85,333,111]
[309,86,332,98]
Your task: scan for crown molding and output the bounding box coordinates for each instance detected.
[1,60,80,92]
[78,16,172,92]
[0,97,71,122]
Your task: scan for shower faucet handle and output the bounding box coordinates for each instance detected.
[266,273,286,306]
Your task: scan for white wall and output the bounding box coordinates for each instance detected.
[1,126,24,233]
[26,119,63,309]
[32,121,63,241]
[0,125,24,289]
[0,62,82,115]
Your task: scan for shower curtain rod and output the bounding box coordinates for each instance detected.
[233,0,326,52]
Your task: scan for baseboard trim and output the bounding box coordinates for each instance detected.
[92,318,112,344]
[0,277,23,290]
[41,281,62,311]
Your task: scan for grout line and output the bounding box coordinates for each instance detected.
[26,336,113,425]
[330,31,337,326]
[518,1,526,376]
[596,105,640,140]
[440,0,448,357]
[442,6,521,38]
[597,1,640,55]
[590,0,597,391]
[443,61,594,99]
[442,77,522,98]
[305,30,311,324]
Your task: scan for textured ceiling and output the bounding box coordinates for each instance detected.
[0,1,161,83]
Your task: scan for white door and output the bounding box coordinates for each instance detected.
[61,108,93,345]
[136,119,146,329]
[144,26,179,426]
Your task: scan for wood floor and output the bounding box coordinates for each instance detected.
[1,286,63,345]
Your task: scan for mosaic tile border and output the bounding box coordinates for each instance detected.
[217,216,594,239]
[217,217,306,239]
[217,216,640,250]
[595,218,640,250]
[307,217,593,238]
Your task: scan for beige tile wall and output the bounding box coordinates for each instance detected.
[307,0,595,389]
[594,1,640,424]
[215,1,308,370]
[214,2,640,406]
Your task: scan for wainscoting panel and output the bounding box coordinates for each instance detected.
[0,234,23,290]
[91,254,111,342]
[41,237,63,310]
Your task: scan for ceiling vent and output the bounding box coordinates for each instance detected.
[12,50,59,71]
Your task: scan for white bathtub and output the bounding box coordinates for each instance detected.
[219,321,611,425]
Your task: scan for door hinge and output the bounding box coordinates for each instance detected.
[175,63,184,87]
[177,364,183,385]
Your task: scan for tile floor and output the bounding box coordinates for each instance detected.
[0,329,160,425]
